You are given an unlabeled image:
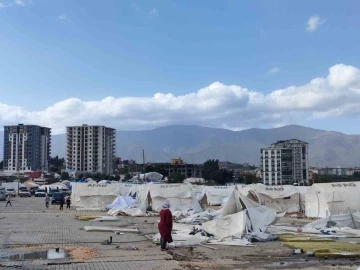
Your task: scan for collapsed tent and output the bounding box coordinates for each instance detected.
[71,183,122,210]
[201,186,235,206]
[136,184,202,212]
[305,182,360,218]
[249,184,304,213]
[202,189,278,239]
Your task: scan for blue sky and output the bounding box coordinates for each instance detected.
[1,0,360,134]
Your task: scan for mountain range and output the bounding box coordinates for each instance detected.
[1,125,360,167]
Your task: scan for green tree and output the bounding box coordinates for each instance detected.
[49,156,65,173]
[61,172,69,180]
[168,171,185,183]
[353,171,360,178]
[124,173,131,181]
[118,167,129,174]
[203,159,220,181]
[244,174,258,184]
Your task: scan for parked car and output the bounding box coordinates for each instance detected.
[19,187,31,197]
[6,188,16,197]
[35,190,46,197]
[29,186,39,196]
[60,188,71,196]
[51,192,64,204]
[0,188,6,201]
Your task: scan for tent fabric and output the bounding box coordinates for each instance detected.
[304,213,360,230]
[202,189,277,239]
[134,172,163,181]
[23,180,39,188]
[305,182,360,218]
[236,185,253,197]
[202,211,247,239]
[98,180,111,184]
[135,184,202,213]
[106,196,136,209]
[249,184,303,213]
[184,178,205,184]
[71,183,122,209]
[202,186,235,206]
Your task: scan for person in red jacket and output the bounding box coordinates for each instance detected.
[158,200,173,251]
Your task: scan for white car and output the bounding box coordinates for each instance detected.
[6,188,16,197]
[19,188,31,197]
[35,190,46,197]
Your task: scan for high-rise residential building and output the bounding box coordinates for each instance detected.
[66,124,116,175]
[3,124,51,173]
[260,139,309,185]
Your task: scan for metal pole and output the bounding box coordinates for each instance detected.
[142,150,145,174]
[348,207,357,229]
[17,127,20,195]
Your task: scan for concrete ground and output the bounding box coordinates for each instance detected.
[0,197,359,270]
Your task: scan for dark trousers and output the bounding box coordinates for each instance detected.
[59,204,63,210]
[160,238,168,249]
[6,201,12,206]
[66,203,70,209]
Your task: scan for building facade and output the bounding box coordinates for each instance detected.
[260,139,308,185]
[3,124,51,173]
[151,158,203,178]
[66,125,116,175]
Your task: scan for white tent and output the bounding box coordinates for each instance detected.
[71,183,122,210]
[23,180,39,188]
[133,172,163,181]
[184,178,205,184]
[201,186,235,206]
[305,182,360,218]
[249,184,303,213]
[191,185,205,201]
[106,195,136,209]
[136,183,202,212]
[202,189,278,239]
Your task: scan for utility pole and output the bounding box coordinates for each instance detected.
[142,150,145,174]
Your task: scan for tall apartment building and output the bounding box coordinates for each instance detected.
[260,139,308,185]
[66,125,116,175]
[3,124,51,173]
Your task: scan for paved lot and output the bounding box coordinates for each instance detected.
[0,197,182,270]
[1,197,360,270]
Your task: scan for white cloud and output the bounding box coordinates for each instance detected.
[131,3,141,12]
[14,0,24,5]
[306,15,325,32]
[58,14,67,20]
[1,64,360,134]
[0,2,7,8]
[148,8,158,17]
[267,67,280,76]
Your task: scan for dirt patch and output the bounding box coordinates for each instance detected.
[15,245,97,261]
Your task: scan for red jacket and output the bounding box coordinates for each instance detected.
[158,209,173,242]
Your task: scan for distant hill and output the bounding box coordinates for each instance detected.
[1,125,360,167]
